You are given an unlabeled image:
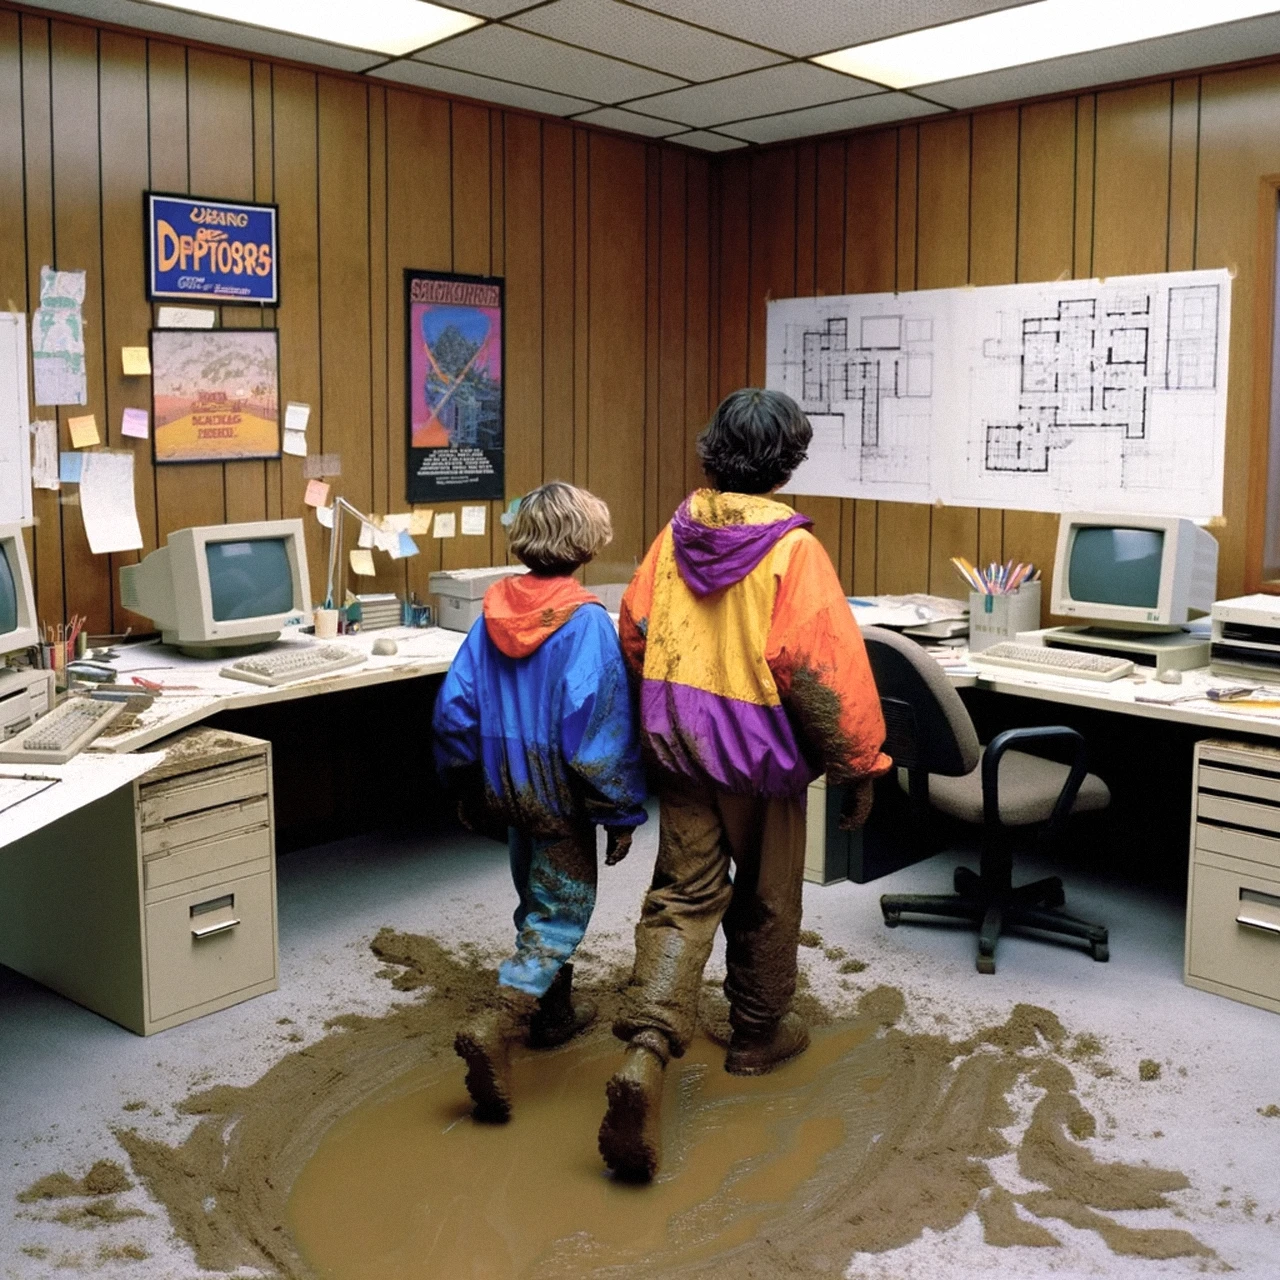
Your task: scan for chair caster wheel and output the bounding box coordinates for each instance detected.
[976,954,996,975]
[882,910,900,927]
[1091,941,1109,962]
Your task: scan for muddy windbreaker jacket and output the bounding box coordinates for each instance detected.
[620,490,891,798]
[433,574,648,837]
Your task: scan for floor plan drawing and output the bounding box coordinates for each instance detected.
[767,268,1230,519]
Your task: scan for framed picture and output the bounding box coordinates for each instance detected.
[145,191,279,306]
[151,328,280,464]
[405,269,504,503]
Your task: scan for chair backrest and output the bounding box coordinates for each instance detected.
[862,626,982,778]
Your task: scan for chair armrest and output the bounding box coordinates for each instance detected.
[981,726,1089,830]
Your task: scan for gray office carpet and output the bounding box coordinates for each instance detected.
[2,814,1278,1279]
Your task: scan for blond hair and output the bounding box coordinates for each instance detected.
[507,481,613,574]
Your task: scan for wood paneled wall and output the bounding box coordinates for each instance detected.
[0,6,712,632]
[712,68,1280,615]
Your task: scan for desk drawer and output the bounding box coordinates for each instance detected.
[143,825,271,893]
[145,870,276,1022]
[140,758,268,828]
[1198,765,1280,806]
[1186,863,1280,1007]
[1196,794,1280,837]
[141,797,270,857]
[1195,822,1280,874]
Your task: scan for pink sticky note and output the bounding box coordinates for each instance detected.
[121,407,149,439]
[303,479,330,508]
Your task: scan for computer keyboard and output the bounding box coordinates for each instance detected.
[221,645,365,687]
[970,642,1135,682]
[0,697,124,763]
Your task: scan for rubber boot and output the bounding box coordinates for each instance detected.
[724,1011,810,1077]
[528,963,598,1049]
[454,989,537,1123]
[598,1028,669,1182]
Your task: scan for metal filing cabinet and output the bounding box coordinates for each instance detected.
[1186,739,1280,1015]
[0,727,278,1035]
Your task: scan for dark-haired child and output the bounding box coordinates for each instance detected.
[599,388,890,1179]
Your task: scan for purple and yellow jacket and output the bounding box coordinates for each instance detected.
[619,490,891,798]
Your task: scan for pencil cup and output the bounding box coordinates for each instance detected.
[313,608,339,640]
[41,640,71,690]
[968,582,1042,652]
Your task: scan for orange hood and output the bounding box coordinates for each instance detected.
[483,574,602,658]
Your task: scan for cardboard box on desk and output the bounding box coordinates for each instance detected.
[429,566,528,632]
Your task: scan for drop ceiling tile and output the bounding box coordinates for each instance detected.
[667,130,749,152]
[415,23,684,103]
[628,0,1029,59]
[447,0,543,14]
[923,12,1280,109]
[621,60,880,128]
[570,106,686,137]
[370,59,596,116]
[15,0,387,69]
[728,92,947,144]
[511,0,784,81]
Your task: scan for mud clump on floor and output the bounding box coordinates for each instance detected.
[18,1161,132,1203]
[1139,1058,1163,1081]
[71,929,1212,1279]
[797,929,823,948]
[1258,1103,1280,1118]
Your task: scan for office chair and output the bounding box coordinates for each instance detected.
[861,626,1111,974]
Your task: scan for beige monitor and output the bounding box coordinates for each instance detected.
[0,524,39,658]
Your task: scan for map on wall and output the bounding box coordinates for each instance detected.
[766,268,1231,519]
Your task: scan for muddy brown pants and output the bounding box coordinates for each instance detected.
[616,779,807,1056]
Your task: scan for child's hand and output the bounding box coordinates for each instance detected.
[605,827,634,865]
[838,777,875,831]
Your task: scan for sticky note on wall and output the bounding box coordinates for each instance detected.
[303,479,330,508]
[433,512,456,538]
[121,407,149,439]
[68,414,100,448]
[121,347,151,376]
[350,548,375,576]
[461,505,486,536]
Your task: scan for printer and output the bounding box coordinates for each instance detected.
[1210,594,1280,681]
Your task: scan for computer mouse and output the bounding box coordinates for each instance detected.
[372,637,398,656]
[1158,668,1183,685]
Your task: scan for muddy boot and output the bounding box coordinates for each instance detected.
[454,990,537,1123]
[724,1011,810,1077]
[598,1028,669,1182]
[528,963,597,1049]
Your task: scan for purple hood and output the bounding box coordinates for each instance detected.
[670,496,812,597]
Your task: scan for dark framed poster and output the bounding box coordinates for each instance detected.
[405,269,504,503]
[145,191,279,306]
[151,328,280,464]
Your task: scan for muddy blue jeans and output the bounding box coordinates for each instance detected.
[498,827,598,998]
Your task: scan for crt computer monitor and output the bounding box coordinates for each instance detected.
[121,519,311,655]
[0,523,39,659]
[1050,513,1218,631]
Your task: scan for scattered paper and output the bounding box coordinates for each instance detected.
[316,504,334,529]
[32,267,87,406]
[358,521,374,549]
[31,421,59,490]
[409,508,433,536]
[121,407,149,439]
[68,414,99,448]
[433,511,456,539]
[461,504,487,536]
[78,450,143,554]
[382,513,412,533]
[282,430,307,458]
[372,526,399,555]
[284,402,310,433]
[349,548,375,577]
[157,305,215,329]
[303,479,330,508]
[58,451,82,484]
[394,531,419,559]
[303,453,341,479]
[121,346,151,376]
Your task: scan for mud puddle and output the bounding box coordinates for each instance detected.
[287,1022,879,1279]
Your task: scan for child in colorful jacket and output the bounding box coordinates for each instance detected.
[433,482,648,1122]
[599,388,890,1180]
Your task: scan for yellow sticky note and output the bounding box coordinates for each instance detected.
[68,414,100,448]
[350,548,375,577]
[121,346,151,376]
[408,508,433,536]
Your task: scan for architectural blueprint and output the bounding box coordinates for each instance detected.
[766,269,1230,519]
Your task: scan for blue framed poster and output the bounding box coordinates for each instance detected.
[145,191,279,306]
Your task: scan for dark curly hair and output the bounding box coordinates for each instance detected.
[696,388,812,494]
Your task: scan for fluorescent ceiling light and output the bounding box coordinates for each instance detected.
[145,0,481,56]
[814,0,1280,89]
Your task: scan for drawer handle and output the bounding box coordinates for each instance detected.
[190,893,238,940]
[192,916,240,939]
[1237,888,1280,937]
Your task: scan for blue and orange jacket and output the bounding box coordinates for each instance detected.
[620,490,890,798]
[433,574,648,837]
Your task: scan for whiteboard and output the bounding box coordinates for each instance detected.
[0,312,32,525]
[767,269,1230,520]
